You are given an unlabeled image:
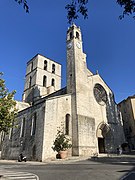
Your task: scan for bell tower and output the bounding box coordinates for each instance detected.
[22,54,61,104]
[66,24,87,94]
[66,24,87,156]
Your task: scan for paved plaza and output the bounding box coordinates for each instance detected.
[0,154,135,179]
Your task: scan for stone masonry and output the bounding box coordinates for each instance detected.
[1,24,125,161]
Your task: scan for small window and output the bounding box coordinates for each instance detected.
[9,127,13,140]
[43,75,47,87]
[52,64,55,74]
[51,78,55,86]
[1,131,5,142]
[29,76,32,88]
[20,118,25,138]
[65,114,70,135]
[76,32,79,39]
[9,121,14,140]
[32,145,36,159]
[31,62,33,71]
[129,126,132,133]
[31,113,37,136]
[44,60,47,70]
[70,32,73,39]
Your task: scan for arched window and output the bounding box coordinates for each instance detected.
[9,127,13,140]
[44,60,47,70]
[76,31,79,39]
[65,114,70,135]
[31,62,33,71]
[29,76,32,88]
[20,117,25,138]
[51,78,55,86]
[70,32,73,39]
[43,75,47,87]
[9,121,14,140]
[1,131,5,142]
[31,113,36,136]
[52,64,55,74]
[32,145,36,159]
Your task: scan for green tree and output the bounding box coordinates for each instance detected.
[0,72,17,133]
[52,128,72,153]
[15,0,135,23]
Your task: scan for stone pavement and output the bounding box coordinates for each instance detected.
[0,156,89,166]
[0,154,135,179]
[94,153,135,164]
[0,153,135,165]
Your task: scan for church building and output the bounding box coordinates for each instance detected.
[2,24,125,161]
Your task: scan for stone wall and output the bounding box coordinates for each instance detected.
[42,94,71,161]
[78,115,96,156]
[23,54,61,103]
[2,100,46,161]
[16,101,30,111]
[118,96,135,149]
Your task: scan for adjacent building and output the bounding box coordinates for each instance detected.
[1,24,125,161]
[118,95,135,150]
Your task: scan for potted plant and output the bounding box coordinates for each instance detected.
[52,129,72,159]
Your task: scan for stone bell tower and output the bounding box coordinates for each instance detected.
[22,54,61,104]
[66,24,87,94]
[66,24,88,156]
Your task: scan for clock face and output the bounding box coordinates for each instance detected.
[93,84,107,105]
[76,42,81,49]
[67,42,72,49]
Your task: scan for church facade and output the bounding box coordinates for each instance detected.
[2,24,125,161]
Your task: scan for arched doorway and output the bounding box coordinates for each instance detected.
[98,137,105,153]
[97,122,111,153]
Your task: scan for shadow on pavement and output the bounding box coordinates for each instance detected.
[88,155,135,179]
[89,155,135,164]
[118,167,135,180]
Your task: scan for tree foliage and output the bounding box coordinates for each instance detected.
[15,0,29,13]
[0,73,17,133]
[117,0,135,19]
[14,0,135,23]
[65,0,88,23]
[52,128,72,152]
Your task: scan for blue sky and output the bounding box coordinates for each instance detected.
[0,0,135,103]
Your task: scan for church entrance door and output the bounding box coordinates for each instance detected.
[98,138,105,153]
